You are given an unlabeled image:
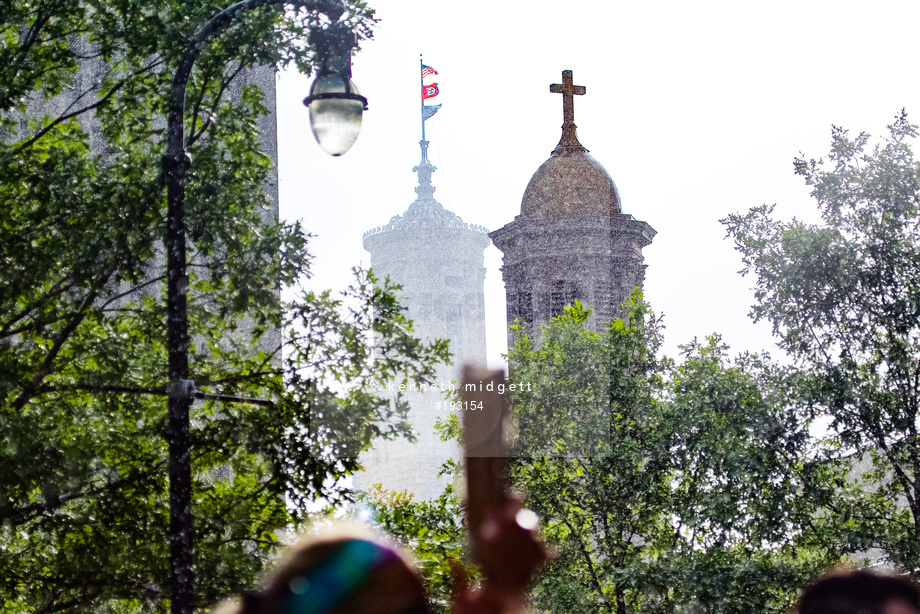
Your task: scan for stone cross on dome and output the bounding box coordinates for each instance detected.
[550,69,587,153]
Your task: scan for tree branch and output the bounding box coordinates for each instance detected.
[13,57,165,152]
[187,60,246,147]
[562,515,613,613]
[1,458,167,526]
[10,285,103,411]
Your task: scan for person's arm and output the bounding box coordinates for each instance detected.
[455,367,547,614]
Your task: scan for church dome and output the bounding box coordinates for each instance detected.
[521,147,622,218]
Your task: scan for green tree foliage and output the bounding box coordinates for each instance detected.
[504,298,835,614]
[0,1,450,611]
[506,299,672,613]
[507,301,614,459]
[724,111,920,573]
[659,338,838,613]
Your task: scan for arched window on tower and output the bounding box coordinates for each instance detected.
[551,280,579,316]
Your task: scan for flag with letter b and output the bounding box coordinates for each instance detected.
[422,83,439,100]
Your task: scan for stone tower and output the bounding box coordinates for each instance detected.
[356,135,490,500]
[490,70,655,335]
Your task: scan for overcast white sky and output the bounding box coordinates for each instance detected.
[275,0,920,369]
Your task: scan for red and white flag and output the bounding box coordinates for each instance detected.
[422,83,439,100]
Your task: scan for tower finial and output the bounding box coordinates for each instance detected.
[549,70,587,153]
[413,140,437,204]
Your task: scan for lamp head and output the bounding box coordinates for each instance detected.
[304,21,368,156]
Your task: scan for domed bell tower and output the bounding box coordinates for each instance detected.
[490,70,656,338]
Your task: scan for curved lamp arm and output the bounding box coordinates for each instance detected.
[165,0,342,160]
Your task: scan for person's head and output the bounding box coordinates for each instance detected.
[796,569,920,614]
[212,524,430,614]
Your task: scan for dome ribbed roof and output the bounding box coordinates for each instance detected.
[521,147,621,218]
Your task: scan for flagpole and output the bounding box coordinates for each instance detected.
[420,54,426,148]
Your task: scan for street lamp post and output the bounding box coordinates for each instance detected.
[162,2,366,612]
